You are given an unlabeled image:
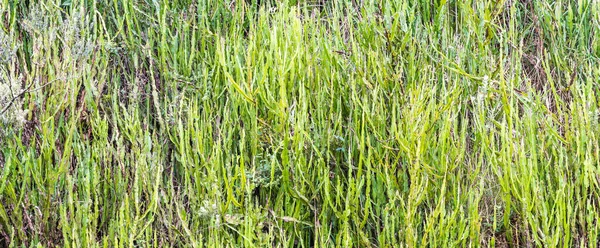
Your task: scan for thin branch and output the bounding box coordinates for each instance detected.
[0,79,56,116]
[0,82,33,116]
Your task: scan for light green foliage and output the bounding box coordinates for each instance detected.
[0,0,599,247]
[0,28,25,133]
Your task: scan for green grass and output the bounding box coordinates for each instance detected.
[0,0,599,246]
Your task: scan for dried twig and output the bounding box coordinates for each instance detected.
[0,79,57,116]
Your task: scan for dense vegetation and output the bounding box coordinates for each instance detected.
[1,0,599,246]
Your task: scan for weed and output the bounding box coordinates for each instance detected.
[0,0,599,247]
